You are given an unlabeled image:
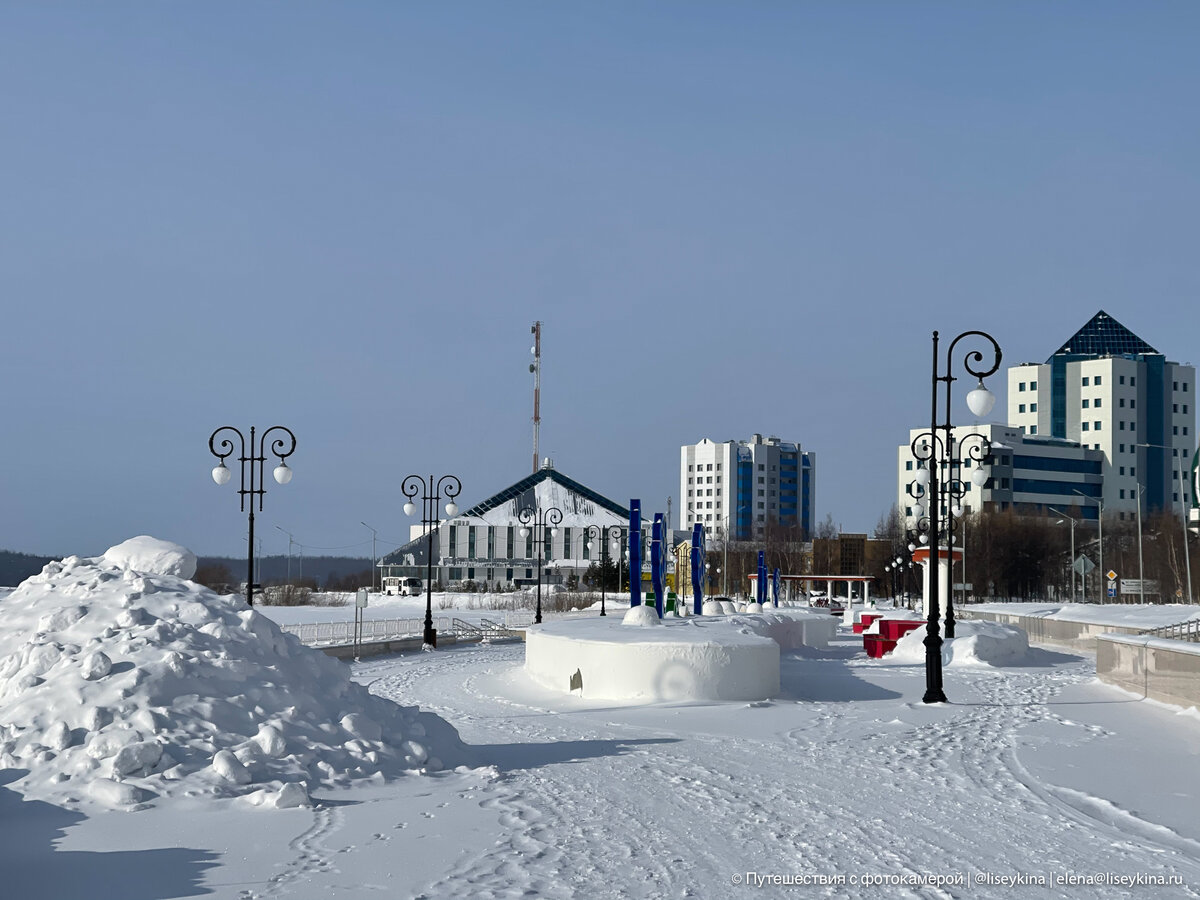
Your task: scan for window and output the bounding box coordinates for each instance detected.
[1119,444,1125,453]
[688,465,693,472]
[706,464,713,471]
[1120,422,1125,430]
[1030,381,1037,390]
[1175,426,1180,435]
[1082,399,1090,409]
[758,489,764,496]
[716,464,722,471]
[905,461,913,471]
[706,476,712,484]
[1019,404,1026,413]
[1082,422,1089,431]
[757,464,764,471]
[1120,489,1126,499]
[1018,382,1026,392]
[1030,425,1038,434]
[1131,377,1136,386]
[758,476,765,484]
[1120,398,1126,407]
[1120,467,1125,475]
[1083,377,1090,386]
[1131,467,1136,477]
[1174,404,1179,413]
[1095,398,1102,408]
[1174,382,1179,391]
[1031,403,1037,412]
[1095,376,1102,385]
[1094,421,1102,431]
[1131,400,1136,408]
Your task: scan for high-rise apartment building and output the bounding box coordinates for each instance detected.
[1007,310,1194,520]
[680,434,816,540]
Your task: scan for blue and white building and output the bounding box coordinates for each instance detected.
[680,434,816,540]
[1007,310,1194,521]
[898,425,1104,525]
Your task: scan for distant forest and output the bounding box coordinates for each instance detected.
[0,551,373,591]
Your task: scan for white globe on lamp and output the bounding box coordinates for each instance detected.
[211,462,232,485]
[966,379,996,418]
[272,463,293,485]
[403,501,416,517]
[972,467,989,487]
[915,467,930,486]
[445,501,458,517]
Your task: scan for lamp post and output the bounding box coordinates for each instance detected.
[911,329,1001,704]
[209,426,296,608]
[275,525,297,583]
[518,504,563,625]
[401,474,461,647]
[584,524,620,617]
[1137,442,1193,604]
[1136,483,1146,605]
[361,521,378,592]
[1072,488,1104,603]
[1049,507,1079,602]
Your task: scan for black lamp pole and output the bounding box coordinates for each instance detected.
[518,504,563,625]
[208,425,296,608]
[583,524,619,617]
[912,329,1001,704]
[402,474,461,647]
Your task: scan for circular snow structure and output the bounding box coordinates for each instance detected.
[525,616,780,702]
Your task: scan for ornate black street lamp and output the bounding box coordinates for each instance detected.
[518,504,563,625]
[583,524,621,617]
[209,426,296,608]
[401,474,461,647]
[910,329,1001,704]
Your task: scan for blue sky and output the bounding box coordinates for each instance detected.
[1,2,1196,559]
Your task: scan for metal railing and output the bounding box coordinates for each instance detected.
[1139,619,1200,643]
[280,615,521,647]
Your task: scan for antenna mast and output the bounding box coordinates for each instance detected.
[530,321,542,473]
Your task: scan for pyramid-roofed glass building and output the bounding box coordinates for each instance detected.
[1006,311,1195,538]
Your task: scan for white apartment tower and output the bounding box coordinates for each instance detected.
[680,434,816,540]
[1007,310,1194,521]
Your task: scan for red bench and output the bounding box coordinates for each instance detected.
[851,612,883,634]
[863,619,926,657]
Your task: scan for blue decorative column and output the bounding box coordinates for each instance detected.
[651,514,665,617]
[691,523,704,615]
[629,500,642,607]
[772,567,780,607]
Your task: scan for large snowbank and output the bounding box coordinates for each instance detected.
[886,620,1034,667]
[0,539,469,810]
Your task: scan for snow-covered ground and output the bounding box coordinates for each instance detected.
[6,552,1200,899]
[6,631,1200,896]
[972,602,1200,630]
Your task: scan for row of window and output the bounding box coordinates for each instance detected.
[687,463,722,471]
[688,475,721,484]
[444,526,630,562]
[1017,380,1039,391]
[1018,402,1038,413]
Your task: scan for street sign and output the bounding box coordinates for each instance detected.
[1106,569,1118,581]
[356,588,369,608]
[1108,585,1117,598]
[1073,555,1096,575]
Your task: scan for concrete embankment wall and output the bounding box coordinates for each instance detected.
[960,608,1200,709]
[1094,635,1200,709]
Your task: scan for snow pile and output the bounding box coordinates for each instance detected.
[102,536,197,580]
[0,539,469,810]
[622,605,662,626]
[726,611,837,650]
[887,620,1033,667]
[701,600,726,616]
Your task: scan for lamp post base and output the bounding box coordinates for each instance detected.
[424,627,437,647]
